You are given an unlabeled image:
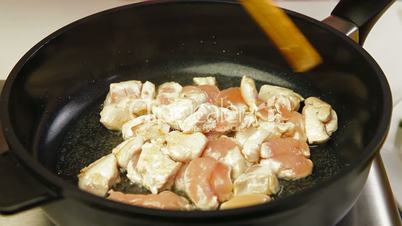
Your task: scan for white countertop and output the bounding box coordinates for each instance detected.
[1,1,401,224]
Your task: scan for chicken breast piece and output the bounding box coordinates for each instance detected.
[184,157,219,210]
[260,137,310,159]
[112,136,144,169]
[78,154,120,196]
[152,98,197,129]
[180,103,239,133]
[126,154,142,185]
[215,87,248,111]
[108,190,192,210]
[180,86,209,106]
[193,76,217,86]
[174,163,189,192]
[100,101,134,130]
[184,157,232,210]
[107,80,142,104]
[198,85,220,103]
[165,131,208,162]
[156,82,183,105]
[121,114,155,140]
[233,164,279,196]
[240,76,258,111]
[210,162,233,202]
[220,194,271,210]
[280,109,307,142]
[235,127,258,147]
[132,143,182,194]
[126,98,154,116]
[302,97,338,144]
[241,126,279,163]
[261,155,313,180]
[215,107,241,133]
[203,136,248,179]
[258,84,303,112]
[179,103,219,133]
[140,81,156,100]
[132,120,170,144]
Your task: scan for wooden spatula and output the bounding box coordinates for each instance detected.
[240,0,322,72]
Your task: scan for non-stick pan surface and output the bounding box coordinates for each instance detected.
[0,1,392,225]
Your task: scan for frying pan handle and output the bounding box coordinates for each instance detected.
[0,80,58,214]
[0,153,59,214]
[327,0,395,45]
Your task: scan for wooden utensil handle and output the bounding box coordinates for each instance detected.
[240,0,322,72]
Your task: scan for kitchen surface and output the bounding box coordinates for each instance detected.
[1,0,402,225]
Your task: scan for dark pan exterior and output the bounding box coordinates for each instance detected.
[0,1,392,226]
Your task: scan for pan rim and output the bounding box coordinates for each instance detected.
[0,0,392,221]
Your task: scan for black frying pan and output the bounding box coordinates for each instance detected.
[0,1,394,226]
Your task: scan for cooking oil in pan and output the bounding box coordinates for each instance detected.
[55,101,342,200]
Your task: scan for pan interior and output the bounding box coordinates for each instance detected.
[54,67,343,200]
[3,1,387,207]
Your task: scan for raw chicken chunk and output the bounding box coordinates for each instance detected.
[165,131,208,162]
[121,114,156,140]
[128,143,182,194]
[112,136,144,169]
[210,162,233,202]
[107,80,142,104]
[260,137,310,159]
[233,164,279,196]
[131,120,170,144]
[184,157,232,210]
[302,97,338,144]
[108,190,192,210]
[100,99,134,130]
[261,155,313,180]
[280,109,307,142]
[237,112,257,130]
[152,98,197,129]
[215,87,248,110]
[220,194,271,210]
[198,85,220,103]
[180,103,239,133]
[126,154,142,185]
[140,81,156,100]
[156,82,183,105]
[180,86,209,106]
[241,126,276,163]
[235,127,258,147]
[174,163,189,192]
[78,154,120,196]
[258,84,304,112]
[240,76,258,111]
[193,76,216,86]
[203,136,248,179]
[127,98,153,116]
